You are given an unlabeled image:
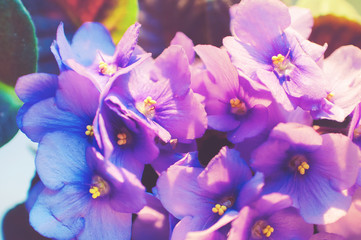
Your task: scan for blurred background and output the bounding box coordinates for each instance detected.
[2,0,361,239]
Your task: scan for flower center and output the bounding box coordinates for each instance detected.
[289,154,310,175]
[272,53,294,77]
[354,126,361,140]
[136,96,157,118]
[230,98,247,115]
[89,175,110,199]
[117,132,127,145]
[211,197,234,216]
[251,220,274,239]
[326,92,334,102]
[85,125,94,136]
[98,61,117,76]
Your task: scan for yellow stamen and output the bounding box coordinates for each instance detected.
[326,92,334,102]
[272,54,285,66]
[297,161,310,175]
[262,225,274,238]
[85,125,94,136]
[136,96,157,118]
[230,98,247,115]
[98,61,117,76]
[211,203,228,216]
[354,126,361,139]
[117,133,127,146]
[89,176,109,199]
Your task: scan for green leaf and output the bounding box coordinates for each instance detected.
[295,0,361,25]
[101,0,139,43]
[0,0,38,86]
[0,81,22,147]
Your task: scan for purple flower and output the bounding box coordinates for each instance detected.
[103,45,207,142]
[156,146,264,239]
[224,0,326,111]
[193,44,272,143]
[251,122,361,224]
[227,193,313,240]
[16,70,99,144]
[29,145,146,239]
[310,232,346,240]
[311,45,361,122]
[317,187,361,240]
[93,95,160,178]
[52,22,150,90]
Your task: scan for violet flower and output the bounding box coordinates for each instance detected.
[193,44,272,143]
[224,0,326,111]
[310,45,361,122]
[29,146,146,239]
[16,70,99,144]
[227,193,313,240]
[52,22,150,90]
[156,146,264,239]
[103,45,207,142]
[251,122,361,224]
[93,95,160,178]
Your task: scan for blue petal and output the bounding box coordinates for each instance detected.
[29,186,88,239]
[71,22,115,66]
[36,131,90,190]
[77,201,132,240]
[19,97,85,142]
[15,73,58,103]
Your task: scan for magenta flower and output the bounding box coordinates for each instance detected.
[156,147,264,239]
[251,122,361,224]
[52,22,150,90]
[227,193,313,240]
[311,45,361,122]
[29,146,146,239]
[103,45,207,142]
[224,0,326,111]
[193,44,272,143]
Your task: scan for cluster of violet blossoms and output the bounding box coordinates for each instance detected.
[15,0,361,239]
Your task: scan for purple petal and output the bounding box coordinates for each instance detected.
[36,132,90,190]
[197,147,252,195]
[227,105,268,143]
[256,69,295,111]
[267,207,313,239]
[194,45,239,96]
[312,133,361,191]
[223,36,271,77]
[71,22,115,66]
[15,73,58,103]
[113,22,141,67]
[269,122,323,150]
[55,71,100,119]
[236,172,264,209]
[55,22,75,64]
[29,186,87,239]
[207,115,240,132]
[132,194,170,240]
[86,148,147,213]
[186,211,238,240]
[251,139,291,177]
[289,6,313,39]
[228,206,254,240]
[77,202,132,240]
[153,45,191,97]
[154,90,207,140]
[156,163,212,219]
[323,45,361,117]
[297,173,352,224]
[19,98,85,142]
[231,0,290,54]
[170,32,195,63]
